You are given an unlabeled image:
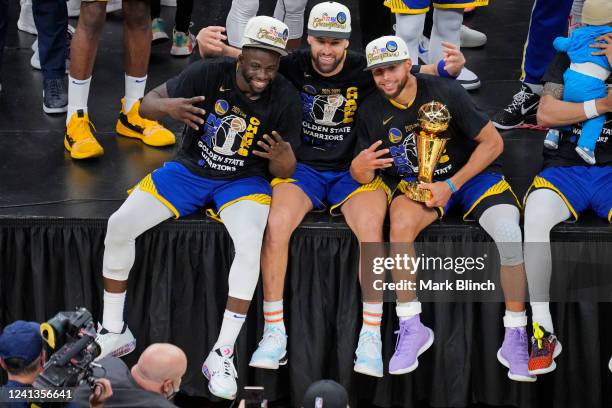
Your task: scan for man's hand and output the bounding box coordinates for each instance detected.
[591,33,612,67]
[418,181,453,208]
[253,131,293,160]
[163,96,207,130]
[352,140,393,171]
[90,378,113,408]
[441,42,465,77]
[253,131,296,178]
[197,26,228,58]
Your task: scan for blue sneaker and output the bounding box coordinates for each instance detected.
[353,329,383,377]
[575,145,596,165]
[544,129,560,150]
[249,326,288,369]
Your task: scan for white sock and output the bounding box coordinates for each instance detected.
[67,75,91,124]
[263,300,285,331]
[396,300,421,321]
[531,302,554,333]
[213,310,247,350]
[503,309,527,328]
[102,290,126,333]
[361,302,383,334]
[124,74,147,113]
[525,82,543,96]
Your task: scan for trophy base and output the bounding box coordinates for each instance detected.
[403,181,432,203]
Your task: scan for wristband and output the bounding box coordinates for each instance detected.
[445,178,457,193]
[584,100,599,119]
[437,59,458,79]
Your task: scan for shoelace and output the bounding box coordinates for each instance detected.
[394,321,417,354]
[512,329,530,361]
[221,356,234,378]
[258,328,285,352]
[357,331,381,359]
[72,116,97,141]
[504,85,532,113]
[48,79,66,99]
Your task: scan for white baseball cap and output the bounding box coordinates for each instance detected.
[307,1,351,39]
[242,16,289,56]
[365,36,411,70]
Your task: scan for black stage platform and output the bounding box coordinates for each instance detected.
[1,1,612,407]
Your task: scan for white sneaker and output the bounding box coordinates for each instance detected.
[249,326,288,369]
[17,0,37,35]
[202,346,238,400]
[460,25,487,48]
[95,323,136,360]
[457,67,481,91]
[161,0,177,6]
[106,0,122,14]
[67,0,81,17]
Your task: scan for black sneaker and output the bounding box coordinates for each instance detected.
[492,84,540,130]
[43,78,68,114]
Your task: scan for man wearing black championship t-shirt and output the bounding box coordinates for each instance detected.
[345,36,531,380]
[197,1,466,372]
[524,19,612,376]
[94,16,302,401]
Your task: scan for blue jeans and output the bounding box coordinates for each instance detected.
[33,0,68,80]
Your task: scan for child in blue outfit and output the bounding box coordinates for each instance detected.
[544,22,612,164]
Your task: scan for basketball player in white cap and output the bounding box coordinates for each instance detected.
[94,16,302,400]
[345,35,528,379]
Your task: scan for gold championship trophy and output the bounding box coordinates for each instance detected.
[404,101,452,202]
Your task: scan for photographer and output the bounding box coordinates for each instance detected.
[72,343,186,408]
[0,321,47,407]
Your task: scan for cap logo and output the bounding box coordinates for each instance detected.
[256,26,287,46]
[312,12,347,30]
[367,44,400,66]
[386,40,398,52]
[315,397,323,408]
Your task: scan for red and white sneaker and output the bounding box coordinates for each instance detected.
[95,323,136,360]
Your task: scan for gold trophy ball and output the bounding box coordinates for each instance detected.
[417,101,451,134]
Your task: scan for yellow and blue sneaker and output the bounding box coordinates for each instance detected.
[64,110,104,159]
[116,98,175,147]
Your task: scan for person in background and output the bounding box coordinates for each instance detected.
[64,0,175,160]
[150,0,196,57]
[73,343,186,407]
[491,0,574,130]
[225,0,308,50]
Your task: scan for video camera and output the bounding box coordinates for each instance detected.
[33,308,101,389]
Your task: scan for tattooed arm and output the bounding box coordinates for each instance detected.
[537,81,612,127]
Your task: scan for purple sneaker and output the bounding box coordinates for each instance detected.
[388,315,434,375]
[497,327,536,382]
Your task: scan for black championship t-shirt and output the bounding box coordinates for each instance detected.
[166,58,302,180]
[541,53,612,167]
[355,74,494,187]
[279,49,377,171]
